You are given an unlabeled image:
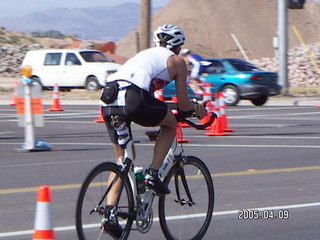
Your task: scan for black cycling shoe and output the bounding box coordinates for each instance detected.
[103,206,123,240]
[145,168,170,195]
[103,220,123,240]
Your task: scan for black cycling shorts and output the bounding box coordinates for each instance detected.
[102,83,168,144]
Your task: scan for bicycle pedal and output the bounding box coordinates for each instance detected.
[174,199,188,205]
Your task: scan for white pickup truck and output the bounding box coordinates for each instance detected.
[22,49,121,91]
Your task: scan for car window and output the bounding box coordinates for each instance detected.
[44,53,62,65]
[79,51,111,62]
[228,59,261,72]
[65,53,81,65]
[202,60,226,74]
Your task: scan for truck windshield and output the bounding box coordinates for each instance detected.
[80,51,111,63]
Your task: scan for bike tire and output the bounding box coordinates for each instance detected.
[158,156,214,240]
[76,162,134,240]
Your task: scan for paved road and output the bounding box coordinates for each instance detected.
[0,103,319,239]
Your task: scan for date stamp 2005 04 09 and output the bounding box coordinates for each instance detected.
[238,209,289,220]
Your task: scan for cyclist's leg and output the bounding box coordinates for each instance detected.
[102,113,125,206]
[125,86,176,194]
[105,143,124,205]
[152,109,177,169]
[102,109,135,238]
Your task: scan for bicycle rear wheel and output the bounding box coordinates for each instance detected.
[76,162,134,240]
[158,156,214,240]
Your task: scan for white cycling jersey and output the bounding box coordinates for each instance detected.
[107,47,174,92]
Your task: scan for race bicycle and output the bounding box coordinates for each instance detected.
[75,111,216,240]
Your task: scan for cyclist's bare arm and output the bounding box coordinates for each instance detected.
[167,55,206,118]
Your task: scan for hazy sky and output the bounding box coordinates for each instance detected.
[0,0,172,18]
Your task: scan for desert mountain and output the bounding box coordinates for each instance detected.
[116,0,320,59]
[0,3,147,41]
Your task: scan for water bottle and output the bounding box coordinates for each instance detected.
[134,166,145,194]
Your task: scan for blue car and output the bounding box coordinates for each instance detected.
[163,58,281,106]
[162,79,199,101]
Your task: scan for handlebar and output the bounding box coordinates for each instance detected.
[145,112,217,141]
[176,112,217,130]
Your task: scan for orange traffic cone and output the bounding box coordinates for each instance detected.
[33,185,55,240]
[178,121,190,128]
[172,96,190,128]
[205,93,228,136]
[176,126,190,143]
[200,83,214,128]
[219,92,235,132]
[205,93,219,129]
[94,107,105,123]
[10,80,19,106]
[48,83,64,111]
[200,99,215,128]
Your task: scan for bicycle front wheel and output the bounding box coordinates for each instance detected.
[76,162,134,240]
[159,156,214,240]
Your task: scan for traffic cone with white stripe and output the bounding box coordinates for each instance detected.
[219,92,235,132]
[10,80,19,106]
[202,83,212,102]
[48,83,64,111]
[33,185,55,240]
[171,96,190,128]
[200,83,214,128]
[176,126,190,143]
[94,107,105,123]
[205,92,228,136]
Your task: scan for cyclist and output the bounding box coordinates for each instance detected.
[100,24,206,238]
[180,48,205,95]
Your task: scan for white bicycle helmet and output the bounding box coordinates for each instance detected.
[153,24,185,49]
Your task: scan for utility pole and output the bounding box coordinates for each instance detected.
[140,0,151,51]
[278,0,289,95]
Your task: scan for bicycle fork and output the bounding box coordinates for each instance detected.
[174,155,195,206]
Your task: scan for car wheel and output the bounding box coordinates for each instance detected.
[221,85,240,106]
[31,76,44,90]
[86,76,100,91]
[251,96,268,106]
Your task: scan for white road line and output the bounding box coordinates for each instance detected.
[0,202,319,237]
[231,111,320,119]
[1,142,320,149]
[185,135,320,140]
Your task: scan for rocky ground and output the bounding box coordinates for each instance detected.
[1,42,320,90]
[252,43,320,88]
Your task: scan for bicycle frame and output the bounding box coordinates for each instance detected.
[110,112,216,208]
[123,134,180,207]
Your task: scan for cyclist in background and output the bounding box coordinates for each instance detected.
[180,48,205,96]
[100,24,206,239]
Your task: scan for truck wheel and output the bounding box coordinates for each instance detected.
[31,76,44,90]
[86,76,100,91]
